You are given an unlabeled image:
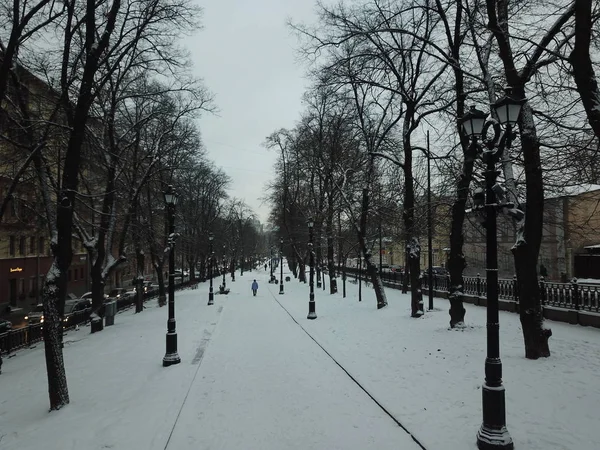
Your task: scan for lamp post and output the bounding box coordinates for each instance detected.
[162,185,181,367]
[208,233,214,306]
[460,88,524,450]
[307,218,316,319]
[222,245,227,290]
[427,130,434,311]
[279,238,284,294]
[270,246,274,279]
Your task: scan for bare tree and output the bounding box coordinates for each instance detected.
[484,0,576,358]
[570,0,600,139]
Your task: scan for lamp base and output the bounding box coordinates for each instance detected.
[307,311,317,320]
[163,333,181,367]
[476,425,513,450]
[476,382,513,450]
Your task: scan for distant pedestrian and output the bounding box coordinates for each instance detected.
[251,280,258,296]
[264,264,267,271]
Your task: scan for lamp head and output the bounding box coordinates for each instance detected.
[460,105,488,138]
[493,87,526,127]
[163,185,178,206]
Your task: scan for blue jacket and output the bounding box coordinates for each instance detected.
[251,281,258,290]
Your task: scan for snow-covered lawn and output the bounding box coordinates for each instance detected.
[276,274,600,450]
[0,268,598,450]
[0,287,224,450]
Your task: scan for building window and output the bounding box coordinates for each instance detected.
[9,235,15,256]
[19,236,25,255]
[29,236,35,254]
[68,270,71,281]
[80,268,84,280]
[73,267,78,281]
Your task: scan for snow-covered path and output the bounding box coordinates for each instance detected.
[1,264,599,450]
[166,273,423,450]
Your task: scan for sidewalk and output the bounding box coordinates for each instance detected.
[166,273,423,450]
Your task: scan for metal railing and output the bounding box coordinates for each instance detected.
[344,267,600,313]
[0,279,199,356]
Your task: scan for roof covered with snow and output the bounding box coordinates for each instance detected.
[545,184,600,200]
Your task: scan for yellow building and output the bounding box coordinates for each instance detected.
[462,184,600,280]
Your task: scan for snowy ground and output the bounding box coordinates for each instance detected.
[0,267,598,450]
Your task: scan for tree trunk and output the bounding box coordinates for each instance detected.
[512,100,551,358]
[356,148,387,308]
[298,259,306,283]
[402,110,422,317]
[447,143,476,327]
[42,266,69,410]
[135,248,144,313]
[407,237,424,317]
[155,263,166,307]
[327,193,337,294]
[570,0,600,140]
[316,243,322,288]
[514,245,551,358]
[359,185,387,309]
[90,262,106,331]
[402,247,409,294]
[327,234,337,294]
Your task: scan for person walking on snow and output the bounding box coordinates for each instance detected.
[251,280,259,296]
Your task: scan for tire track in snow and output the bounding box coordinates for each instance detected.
[267,287,428,450]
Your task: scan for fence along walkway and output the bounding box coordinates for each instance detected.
[0,280,196,356]
[343,268,600,326]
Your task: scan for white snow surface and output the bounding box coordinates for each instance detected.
[1,267,599,450]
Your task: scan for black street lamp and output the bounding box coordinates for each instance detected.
[460,88,524,450]
[162,185,181,367]
[208,233,214,306]
[279,238,284,294]
[307,218,316,319]
[222,244,227,290]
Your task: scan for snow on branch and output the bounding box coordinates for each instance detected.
[369,151,404,168]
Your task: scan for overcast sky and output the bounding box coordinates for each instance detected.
[190,0,318,225]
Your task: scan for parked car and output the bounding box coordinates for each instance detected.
[424,266,448,276]
[390,265,404,273]
[142,281,153,293]
[62,299,92,327]
[108,288,134,300]
[0,318,12,333]
[80,292,111,302]
[25,304,44,324]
